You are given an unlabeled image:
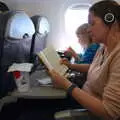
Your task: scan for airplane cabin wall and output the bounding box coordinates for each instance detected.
[2,0,120,50]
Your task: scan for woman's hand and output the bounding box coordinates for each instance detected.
[49,69,72,90]
[60,58,71,68]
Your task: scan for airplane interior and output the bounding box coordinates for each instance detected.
[0,0,120,120]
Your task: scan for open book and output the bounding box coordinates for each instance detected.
[37,46,69,77]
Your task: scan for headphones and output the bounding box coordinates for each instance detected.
[104,12,115,25]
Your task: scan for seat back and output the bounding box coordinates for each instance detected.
[1,10,35,68]
[31,15,50,54]
[0,10,35,98]
[0,1,9,12]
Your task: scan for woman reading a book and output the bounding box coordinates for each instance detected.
[49,0,120,119]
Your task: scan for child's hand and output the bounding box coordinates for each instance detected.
[60,58,71,68]
[65,47,78,58]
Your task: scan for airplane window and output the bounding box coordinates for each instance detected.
[64,4,89,53]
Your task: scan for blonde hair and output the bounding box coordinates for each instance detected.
[76,23,89,34]
[76,23,92,43]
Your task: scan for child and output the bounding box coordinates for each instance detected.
[63,23,100,87]
[65,23,100,64]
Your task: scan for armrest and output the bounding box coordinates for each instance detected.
[0,100,4,112]
[0,96,17,112]
[54,109,102,120]
[54,109,89,120]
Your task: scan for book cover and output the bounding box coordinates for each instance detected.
[37,46,69,76]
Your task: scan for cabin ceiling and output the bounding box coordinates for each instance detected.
[3,0,57,3]
[2,0,120,4]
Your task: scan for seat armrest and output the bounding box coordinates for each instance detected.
[0,100,4,112]
[54,109,89,120]
[54,109,103,120]
[0,96,17,112]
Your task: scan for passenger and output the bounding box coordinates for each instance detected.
[49,0,120,119]
[65,23,100,64]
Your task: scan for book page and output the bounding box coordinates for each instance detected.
[37,46,68,76]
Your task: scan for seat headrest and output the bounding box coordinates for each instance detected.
[3,10,35,40]
[31,15,50,36]
[0,1,9,12]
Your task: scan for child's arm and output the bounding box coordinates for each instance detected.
[65,47,80,60]
[60,58,90,72]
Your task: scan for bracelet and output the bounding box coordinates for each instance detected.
[67,83,78,96]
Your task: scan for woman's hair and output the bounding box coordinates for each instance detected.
[89,0,120,25]
[76,23,92,43]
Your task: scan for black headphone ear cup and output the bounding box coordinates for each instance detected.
[104,13,115,24]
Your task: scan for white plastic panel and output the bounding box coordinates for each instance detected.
[39,17,50,35]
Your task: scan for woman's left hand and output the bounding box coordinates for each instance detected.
[49,69,72,90]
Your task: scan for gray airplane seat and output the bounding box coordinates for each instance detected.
[29,15,50,70]
[1,10,35,67]
[0,1,9,12]
[0,10,35,98]
[30,15,50,54]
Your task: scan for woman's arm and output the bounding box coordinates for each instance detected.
[71,87,107,117]
[49,70,108,118]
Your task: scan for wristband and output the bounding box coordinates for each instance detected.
[67,83,78,96]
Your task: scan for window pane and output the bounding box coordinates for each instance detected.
[65,6,89,53]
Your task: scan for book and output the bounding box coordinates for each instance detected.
[37,46,69,76]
